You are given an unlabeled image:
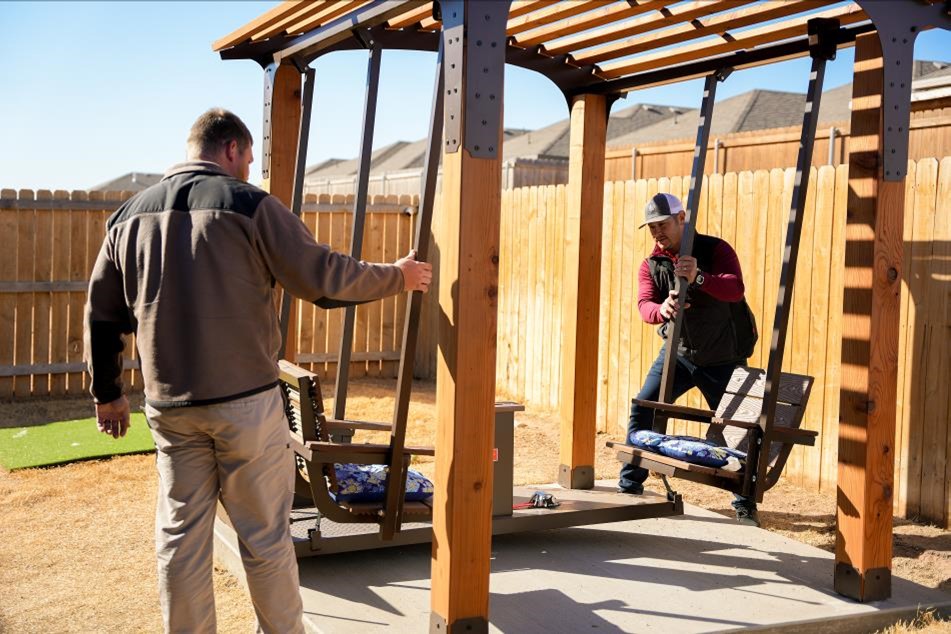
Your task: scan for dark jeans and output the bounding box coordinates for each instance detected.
[619,349,754,509]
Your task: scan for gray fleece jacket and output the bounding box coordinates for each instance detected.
[85,161,404,407]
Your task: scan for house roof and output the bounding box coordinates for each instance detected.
[91,172,163,192]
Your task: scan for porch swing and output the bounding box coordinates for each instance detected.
[607,18,839,504]
[277,38,448,541]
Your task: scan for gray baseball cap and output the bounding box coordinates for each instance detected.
[640,193,685,228]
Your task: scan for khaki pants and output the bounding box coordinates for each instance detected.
[146,386,304,634]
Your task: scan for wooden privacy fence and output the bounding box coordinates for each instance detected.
[3,158,949,524]
[496,156,951,526]
[0,189,436,401]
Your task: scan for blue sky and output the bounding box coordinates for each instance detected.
[1,1,948,191]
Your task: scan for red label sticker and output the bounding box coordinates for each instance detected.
[493,448,499,462]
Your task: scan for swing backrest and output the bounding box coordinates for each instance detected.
[712,366,813,466]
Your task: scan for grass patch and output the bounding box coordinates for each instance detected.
[0,414,154,470]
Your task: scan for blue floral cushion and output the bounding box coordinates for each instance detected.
[332,463,434,503]
[628,429,746,472]
[657,438,746,471]
[630,429,667,449]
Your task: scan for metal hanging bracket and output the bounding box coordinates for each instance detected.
[808,17,840,62]
[440,0,511,159]
[261,62,278,180]
[855,0,951,181]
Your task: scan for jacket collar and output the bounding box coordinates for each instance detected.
[162,160,231,180]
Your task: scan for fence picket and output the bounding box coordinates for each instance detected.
[0,190,18,399]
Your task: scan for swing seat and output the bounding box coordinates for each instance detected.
[279,360,436,526]
[608,367,816,500]
[629,430,747,471]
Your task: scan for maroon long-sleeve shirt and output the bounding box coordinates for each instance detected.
[638,240,745,324]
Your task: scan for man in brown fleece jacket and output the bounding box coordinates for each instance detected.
[84,108,431,634]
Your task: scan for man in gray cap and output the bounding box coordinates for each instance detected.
[617,192,759,526]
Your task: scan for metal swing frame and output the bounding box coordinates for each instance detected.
[609,17,840,504]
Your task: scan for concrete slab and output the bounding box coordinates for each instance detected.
[214,485,951,633]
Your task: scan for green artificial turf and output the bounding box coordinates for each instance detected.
[0,413,154,470]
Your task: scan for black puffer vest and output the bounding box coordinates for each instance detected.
[649,234,745,367]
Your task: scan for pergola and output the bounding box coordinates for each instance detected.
[214,1,951,630]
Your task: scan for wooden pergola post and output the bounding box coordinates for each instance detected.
[262,62,303,363]
[558,93,608,490]
[430,4,506,630]
[834,30,905,602]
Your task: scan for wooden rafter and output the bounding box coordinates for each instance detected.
[506,0,616,37]
[509,0,560,20]
[512,0,662,48]
[283,0,373,38]
[598,3,867,78]
[385,3,433,29]
[541,0,754,57]
[584,0,834,65]
[572,0,826,65]
[253,0,368,41]
[213,0,307,51]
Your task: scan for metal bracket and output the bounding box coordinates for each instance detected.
[441,1,511,158]
[808,17,840,62]
[714,66,733,82]
[261,62,277,180]
[463,2,510,158]
[856,0,951,181]
[441,0,464,153]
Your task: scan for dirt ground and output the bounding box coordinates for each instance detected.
[1,378,949,633]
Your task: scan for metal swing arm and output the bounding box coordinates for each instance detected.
[379,37,445,541]
[333,44,383,421]
[654,66,732,415]
[744,18,838,501]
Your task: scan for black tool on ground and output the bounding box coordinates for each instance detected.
[513,491,562,510]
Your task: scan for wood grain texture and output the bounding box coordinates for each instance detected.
[0,190,18,398]
[559,93,607,478]
[430,109,503,624]
[263,62,302,362]
[835,32,904,599]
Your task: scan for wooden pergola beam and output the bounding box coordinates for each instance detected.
[262,62,303,362]
[506,0,616,37]
[558,93,608,490]
[571,0,821,66]
[543,0,753,57]
[386,3,433,29]
[834,30,904,603]
[283,0,371,39]
[430,5,507,629]
[598,3,866,78]
[509,0,559,20]
[255,0,367,42]
[514,0,664,49]
[213,0,306,51]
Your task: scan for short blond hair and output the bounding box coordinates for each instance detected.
[187,108,253,157]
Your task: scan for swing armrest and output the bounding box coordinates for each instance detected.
[306,441,435,464]
[767,427,818,446]
[324,418,393,432]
